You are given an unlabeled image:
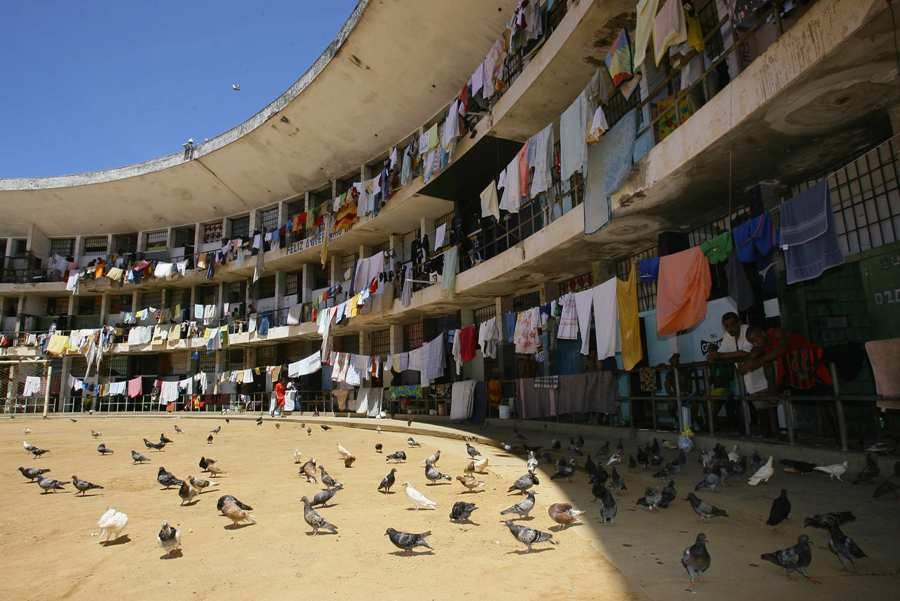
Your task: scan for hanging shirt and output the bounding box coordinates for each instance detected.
[480,179,500,220]
[654,0,688,66]
[528,124,554,198]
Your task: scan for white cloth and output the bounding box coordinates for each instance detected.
[574,289,594,355]
[560,91,589,181]
[719,324,768,394]
[178,377,193,395]
[287,304,303,325]
[499,154,521,214]
[423,334,445,382]
[529,124,554,198]
[154,262,174,278]
[480,179,500,221]
[356,387,383,417]
[477,317,500,359]
[66,273,79,293]
[127,326,153,345]
[441,100,460,149]
[352,252,385,294]
[194,304,204,320]
[557,293,578,340]
[434,224,447,249]
[654,0,688,67]
[23,376,42,397]
[470,62,484,95]
[633,0,661,68]
[592,278,619,361]
[195,372,209,394]
[450,380,477,420]
[452,331,463,376]
[107,381,127,396]
[242,369,254,384]
[160,380,180,404]
[588,105,610,142]
[288,351,321,377]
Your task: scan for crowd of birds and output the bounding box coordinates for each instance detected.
[15,417,899,587]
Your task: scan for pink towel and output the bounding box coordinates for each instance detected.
[865,339,900,397]
[657,247,711,336]
[128,376,143,399]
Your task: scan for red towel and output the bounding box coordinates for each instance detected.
[459,325,477,362]
[656,247,711,336]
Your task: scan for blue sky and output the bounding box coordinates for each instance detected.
[0,0,357,178]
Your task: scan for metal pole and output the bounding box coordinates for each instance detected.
[831,363,848,452]
[674,365,684,432]
[703,365,714,436]
[43,364,53,418]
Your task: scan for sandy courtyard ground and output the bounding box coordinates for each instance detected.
[2,415,898,601]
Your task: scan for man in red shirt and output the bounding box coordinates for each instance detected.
[742,327,832,392]
[271,377,286,417]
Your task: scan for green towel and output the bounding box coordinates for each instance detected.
[700,232,733,264]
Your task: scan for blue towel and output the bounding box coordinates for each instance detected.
[504,311,517,343]
[781,180,844,284]
[638,257,660,282]
[584,109,638,234]
[732,213,777,263]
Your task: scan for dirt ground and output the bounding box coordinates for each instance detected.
[2,416,898,601]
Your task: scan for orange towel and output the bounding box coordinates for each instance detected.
[656,247,711,336]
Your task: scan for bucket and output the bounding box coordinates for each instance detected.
[498,405,511,419]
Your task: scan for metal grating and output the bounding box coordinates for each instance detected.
[473,304,496,325]
[404,322,423,351]
[370,329,391,356]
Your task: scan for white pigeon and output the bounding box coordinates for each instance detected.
[23,427,31,435]
[424,449,441,466]
[526,451,538,474]
[23,440,35,453]
[97,507,128,542]
[403,482,438,510]
[337,443,353,460]
[293,449,303,464]
[607,451,623,466]
[747,456,774,486]
[473,456,489,473]
[727,445,740,463]
[814,460,848,481]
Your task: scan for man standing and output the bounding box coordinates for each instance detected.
[708,312,768,396]
[271,376,286,417]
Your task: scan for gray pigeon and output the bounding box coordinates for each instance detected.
[425,463,451,485]
[378,468,397,493]
[694,470,722,492]
[131,450,149,464]
[18,466,50,482]
[507,472,539,494]
[37,477,66,493]
[636,487,662,511]
[761,535,815,581]
[827,524,866,570]
[319,465,339,488]
[450,501,477,522]
[385,528,432,553]
[686,493,728,519]
[386,450,407,463]
[71,475,103,496]
[594,483,617,523]
[609,467,626,492]
[550,458,575,481]
[217,495,252,512]
[188,475,216,493]
[659,480,677,508]
[681,533,711,590]
[311,484,343,508]
[157,521,181,556]
[466,443,481,458]
[505,521,556,552]
[500,491,536,519]
[97,443,113,455]
[300,496,337,535]
[157,467,183,489]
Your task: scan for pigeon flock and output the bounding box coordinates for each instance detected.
[13,418,895,592]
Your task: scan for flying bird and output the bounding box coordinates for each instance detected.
[157,521,182,557]
[681,533,711,591]
[300,496,337,534]
[256,415,263,426]
[232,83,240,91]
[767,489,791,526]
[547,502,584,529]
[72,475,103,496]
[97,507,128,543]
[760,535,815,581]
[199,456,216,472]
[504,521,556,552]
[378,468,397,494]
[385,528,432,553]
[403,482,438,510]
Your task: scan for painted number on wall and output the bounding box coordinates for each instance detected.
[873,288,900,305]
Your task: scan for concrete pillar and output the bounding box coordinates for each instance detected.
[99,294,109,326]
[358,331,371,355]
[193,222,203,252]
[216,282,225,319]
[189,286,197,316]
[275,271,285,314]
[278,200,288,229]
[59,356,73,404]
[73,235,84,265]
[14,295,24,334]
[136,232,146,253]
[329,256,338,286]
[495,295,514,379]
[131,291,139,314]
[389,324,403,354]
[301,264,313,305]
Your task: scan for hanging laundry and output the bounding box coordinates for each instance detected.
[584,109,638,234]
[732,213,777,263]
[726,252,755,311]
[654,0,688,66]
[700,232,733,264]
[572,289,594,355]
[422,333,445,382]
[513,307,541,355]
[477,317,500,359]
[470,62,484,95]
[557,293,579,340]
[154,262,174,278]
[605,29,634,87]
[656,247,712,336]
[587,105,610,144]
[23,376,42,397]
[442,246,459,294]
[638,256,660,282]
[780,179,844,285]
[107,381,127,396]
[592,278,619,361]
[633,0,660,69]
[450,380,477,421]
[560,90,589,182]
[128,376,143,398]
[528,124,554,198]
[46,334,69,357]
[480,179,500,220]
[499,145,526,214]
[617,264,643,371]
[159,380,180,405]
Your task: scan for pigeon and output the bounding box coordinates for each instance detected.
[814,461,848,481]
[386,451,407,463]
[69,418,78,422]
[526,451,539,474]
[300,459,318,483]
[803,511,856,529]
[188,475,217,493]
[311,484,342,508]
[606,450,623,466]
[23,440,37,453]
[748,456,774,486]
[636,487,662,511]
[500,491,536,519]
[157,521,181,556]
[450,501,478,522]
[547,503,584,528]
[873,479,897,499]
[207,463,224,477]
[425,463,451,485]
[456,474,485,492]
[319,465,339,488]
[694,470,723,492]
[504,521,556,552]
[131,450,149,464]
[293,449,303,464]
[199,456,216,472]
[343,456,356,468]
[609,467,627,492]
[157,467,183,489]
[767,489,791,526]
[159,433,174,444]
[424,449,441,466]
[217,495,252,513]
[681,533,711,590]
[500,442,514,453]
[143,438,166,451]
[337,442,354,460]
[466,456,490,474]
[375,443,383,453]
[827,523,866,570]
[174,424,183,434]
[760,535,815,581]
[507,472,539,494]
[91,430,102,438]
[596,484,618,523]
[686,493,728,519]
[407,437,420,447]
[210,426,221,434]
[72,475,103,496]
[207,435,214,445]
[659,480,677,508]
[256,415,263,426]
[385,528,432,553]
[97,508,128,542]
[220,497,256,527]
[18,466,51,482]
[178,481,199,506]
[97,443,113,455]
[37,477,66,493]
[403,482,438,510]
[852,454,879,485]
[306,426,312,436]
[300,496,337,534]
[550,458,575,481]
[378,468,397,493]
[320,425,331,431]
[30,447,50,458]
[466,443,481,459]
[727,445,740,463]
[232,83,240,91]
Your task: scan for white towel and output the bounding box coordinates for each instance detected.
[450,380,477,420]
[592,278,619,361]
[574,289,594,355]
[499,154,522,214]
[480,179,500,220]
[560,91,588,181]
[529,124,554,198]
[23,376,42,397]
[288,352,321,377]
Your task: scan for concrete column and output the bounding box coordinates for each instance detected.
[244,347,256,370]
[301,264,313,304]
[193,223,203,252]
[389,324,403,354]
[213,350,223,394]
[329,256,338,286]
[274,271,285,313]
[358,331,371,355]
[304,191,311,213]
[189,286,197,315]
[73,236,84,264]
[165,227,174,250]
[59,356,73,404]
[136,232,146,253]
[14,295,24,334]
[217,282,226,318]
[495,295,514,379]
[278,200,288,229]
[99,294,109,326]
[131,291,139,314]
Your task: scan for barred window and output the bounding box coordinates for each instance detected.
[473,304,496,325]
[256,275,276,299]
[109,294,132,314]
[617,247,659,312]
[47,297,68,315]
[199,351,217,374]
[113,233,138,255]
[49,238,75,257]
[141,290,162,309]
[513,291,540,312]
[285,272,299,297]
[370,329,391,356]
[230,215,250,239]
[259,207,279,231]
[144,230,167,252]
[203,222,223,244]
[83,236,108,254]
[404,322,423,351]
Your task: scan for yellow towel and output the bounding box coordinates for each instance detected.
[46,334,70,357]
[616,264,643,371]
